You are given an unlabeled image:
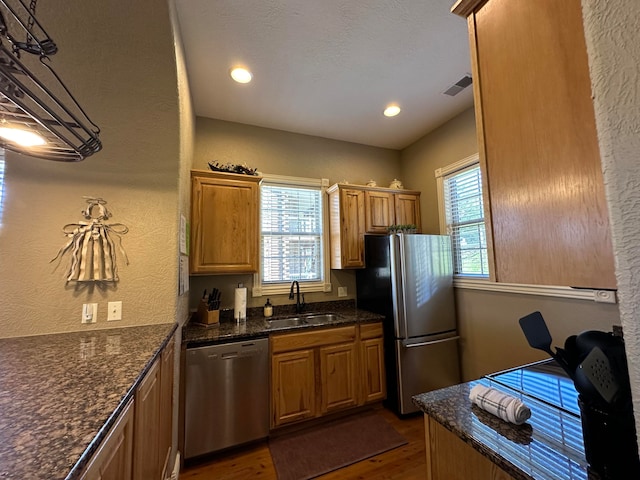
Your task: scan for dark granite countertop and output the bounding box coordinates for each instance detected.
[0,322,177,480]
[412,362,605,480]
[182,300,384,347]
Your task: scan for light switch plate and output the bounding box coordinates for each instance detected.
[107,301,122,321]
[82,303,98,324]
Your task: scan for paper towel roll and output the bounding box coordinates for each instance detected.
[234,284,247,322]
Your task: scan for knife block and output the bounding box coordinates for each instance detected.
[197,301,220,325]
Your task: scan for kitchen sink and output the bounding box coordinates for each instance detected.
[266,313,339,329]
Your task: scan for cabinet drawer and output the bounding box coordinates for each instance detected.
[360,322,383,340]
[271,325,357,353]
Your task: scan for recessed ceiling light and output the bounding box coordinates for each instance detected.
[230,67,252,84]
[383,104,401,117]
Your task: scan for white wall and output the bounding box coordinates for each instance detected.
[581,0,640,447]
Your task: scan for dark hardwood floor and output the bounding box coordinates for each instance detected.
[181,407,426,479]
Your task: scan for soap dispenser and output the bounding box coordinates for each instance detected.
[264,298,273,318]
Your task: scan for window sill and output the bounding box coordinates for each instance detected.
[252,281,332,297]
[453,278,616,303]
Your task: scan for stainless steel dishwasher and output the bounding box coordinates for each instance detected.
[184,337,269,459]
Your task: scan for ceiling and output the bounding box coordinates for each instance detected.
[174,1,474,150]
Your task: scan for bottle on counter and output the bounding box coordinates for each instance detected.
[264,298,273,318]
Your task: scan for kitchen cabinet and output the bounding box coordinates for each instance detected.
[319,342,359,414]
[328,185,366,269]
[328,183,421,269]
[271,349,316,426]
[270,325,358,428]
[190,170,261,275]
[359,322,386,404]
[133,336,175,480]
[270,322,385,428]
[159,337,175,478]
[80,399,134,480]
[453,0,615,288]
[423,415,515,480]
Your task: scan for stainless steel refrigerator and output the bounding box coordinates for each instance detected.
[356,234,461,415]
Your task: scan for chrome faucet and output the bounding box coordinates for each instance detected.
[289,281,305,313]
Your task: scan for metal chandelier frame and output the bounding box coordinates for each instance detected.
[0,0,101,161]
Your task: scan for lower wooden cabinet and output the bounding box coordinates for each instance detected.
[424,415,515,480]
[271,349,316,426]
[81,335,175,480]
[359,322,386,404]
[270,323,385,429]
[80,399,135,480]
[319,342,359,414]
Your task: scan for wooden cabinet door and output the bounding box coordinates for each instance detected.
[159,338,174,478]
[190,171,260,274]
[365,190,394,233]
[133,359,161,480]
[394,193,422,231]
[80,400,134,480]
[460,0,615,288]
[319,342,358,414]
[360,337,386,404]
[271,350,316,427]
[329,187,365,269]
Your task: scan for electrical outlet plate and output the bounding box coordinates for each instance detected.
[107,301,122,321]
[338,286,348,297]
[82,303,98,324]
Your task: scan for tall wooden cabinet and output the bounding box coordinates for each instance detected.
[453,0,616,288]
[328,183,421,269]
[190,170,261,274]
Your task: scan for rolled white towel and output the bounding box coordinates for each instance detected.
[469,384,532,425]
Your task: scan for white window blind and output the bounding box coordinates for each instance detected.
[442,162,489,277]
[261,183,324,284]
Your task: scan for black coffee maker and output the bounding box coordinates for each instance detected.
[520,311,640,479]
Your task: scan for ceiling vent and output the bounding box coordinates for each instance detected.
[443,74,473,96]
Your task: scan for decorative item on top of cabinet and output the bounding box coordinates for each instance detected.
[190,170,262,274]
[452,0,616,289]
[328,183,421,269]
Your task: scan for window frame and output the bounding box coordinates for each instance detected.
[435,153,490,279]
[252,174,332,297]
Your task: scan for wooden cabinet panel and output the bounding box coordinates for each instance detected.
[271,325,357,353]
[365,190,394,233]
[159,338,174,478]
[424,415,515,480]
[319,343,358,414]
[458,0,615,288]
[395,193,422,231]
[133,359,161,480]
[80,400,134,480]
[190,170,261,274]
[271,350,316,427]
[329,187,366,269]
[360,337,386,404]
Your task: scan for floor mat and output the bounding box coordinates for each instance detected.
[268,411,408,480]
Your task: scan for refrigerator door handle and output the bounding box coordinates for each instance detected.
[390,234,407,338]
[405,336,460,348]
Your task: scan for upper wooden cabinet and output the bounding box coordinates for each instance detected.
[190,170,261,275]
[328,183,421,269]
[453,0,616,289]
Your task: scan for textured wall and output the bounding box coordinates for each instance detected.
[191,118,400,310]
[581,0,640,443]
[400,107,477,234]
[0,0,183,338]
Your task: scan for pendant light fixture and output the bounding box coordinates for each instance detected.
[0,0,101,161]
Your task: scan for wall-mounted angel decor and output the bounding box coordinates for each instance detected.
[51,197,129,282]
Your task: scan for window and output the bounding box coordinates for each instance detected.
[253,175,331,296]
[436,154,489,278]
